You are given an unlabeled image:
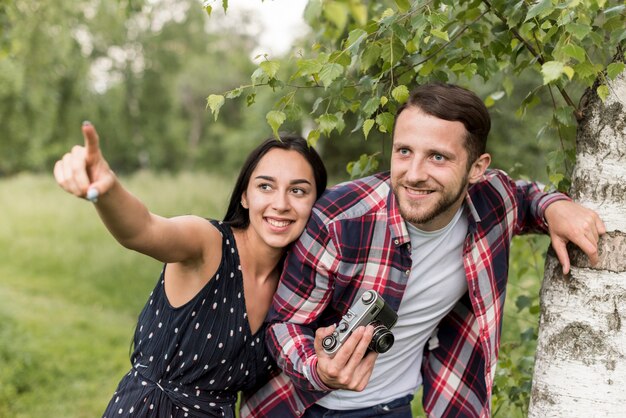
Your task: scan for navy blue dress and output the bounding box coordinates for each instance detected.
[103,220,274,417]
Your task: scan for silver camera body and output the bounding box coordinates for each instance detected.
[322,290,398,355]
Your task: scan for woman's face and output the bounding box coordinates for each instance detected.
[241,148,317,250]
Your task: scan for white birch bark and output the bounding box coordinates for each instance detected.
[529,71,626,417]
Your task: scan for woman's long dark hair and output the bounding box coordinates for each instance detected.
[223,134,327,229]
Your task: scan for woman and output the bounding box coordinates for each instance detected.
[53,122,327,417]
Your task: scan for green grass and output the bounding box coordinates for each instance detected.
[1,172,544,417]
[0,172,231,417]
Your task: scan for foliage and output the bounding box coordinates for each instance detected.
[0,0,274,176]
[0,172,231,416]
[210,0,625,188]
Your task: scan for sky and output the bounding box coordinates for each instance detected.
[209,0,309,57]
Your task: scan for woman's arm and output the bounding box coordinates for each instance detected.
[54,122,215,264]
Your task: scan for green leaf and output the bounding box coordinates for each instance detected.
[363,119,375,139]
[391,85,409,104]
[541,61,565,84]
[394,0,411,13]
[565,23,591,40]
[347,153,380,178]
[346,29,368,52]
[516,295,532,311]
[260,60,280,78]
[225,88,242,99]
[430,29,449,42]
[222,0,228,12]
[375,112,395,133]
[206,94,225,121]
[334,111,346,134]
[307,129,321,147]
[266,110,286,138]
[323,1,349,32]
[360,43,381,72]
[319,63,344,88]
[561,44,586,63]
[204,5,212,16]
[607,62,626,80]
[554,106,575,126]
[317,113,339,135]
[296,59,323,77]
[563,65,574,80]
[246,93,256,107]
[362,97,379,117]
[349,2,368,26]
[525,0,552,22]
[597,84,609,102]
[251,67,266,85]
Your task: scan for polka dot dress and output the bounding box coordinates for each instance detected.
[102,220,274,418]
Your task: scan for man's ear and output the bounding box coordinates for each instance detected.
[468,153,491,184]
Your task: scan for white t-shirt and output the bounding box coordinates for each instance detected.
[317,206,469,410]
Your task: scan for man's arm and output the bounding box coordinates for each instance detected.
[509,173,605,274]
[266,212,377,392]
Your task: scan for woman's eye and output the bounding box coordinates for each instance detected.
[291,187,306,195]
[259,183,272,191]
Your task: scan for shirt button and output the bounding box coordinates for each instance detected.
[394,239,399,245]
[296,411,302,416]
[405,270,410,276]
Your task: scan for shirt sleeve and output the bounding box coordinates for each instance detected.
[265,209,337,393]
[506,172,572,234]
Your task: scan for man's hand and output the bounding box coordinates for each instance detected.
[314,325,378,391]
[545,200,606,274]
[53,122,116,202]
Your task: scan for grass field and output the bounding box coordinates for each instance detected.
[0,172,545,417]
[0,172,231,417]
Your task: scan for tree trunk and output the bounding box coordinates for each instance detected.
[529,72,626,417]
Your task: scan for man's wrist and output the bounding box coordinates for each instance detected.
[305,356,333,392]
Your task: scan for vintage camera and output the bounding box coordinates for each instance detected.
[321,290,398,355]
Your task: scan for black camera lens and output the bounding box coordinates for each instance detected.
[322,335,338,352]
[369,323,395,353]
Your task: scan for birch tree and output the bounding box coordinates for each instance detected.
[528,66,626,418]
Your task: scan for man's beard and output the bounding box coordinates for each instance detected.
[394,174,468,227]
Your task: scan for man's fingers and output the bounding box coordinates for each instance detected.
[314,325,336,357]
[596,216,607,236]
[82,121,101,161]
[551,237,571,275]
[579,235,599,266]
[353,351,378,391]
[344,325,374,371]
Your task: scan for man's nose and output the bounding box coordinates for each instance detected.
[405,158,428,183]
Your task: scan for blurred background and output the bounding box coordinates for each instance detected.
[0,0,560,416]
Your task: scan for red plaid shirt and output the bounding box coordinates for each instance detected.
[241,170,568,417]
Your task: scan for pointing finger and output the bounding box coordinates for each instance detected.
[82,121,101,162]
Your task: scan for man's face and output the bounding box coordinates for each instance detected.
[391,106,476,231]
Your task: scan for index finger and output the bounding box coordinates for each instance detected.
[331,326,369,366]
[82,121,100,160]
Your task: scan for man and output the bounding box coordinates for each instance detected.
[241,83,605,417]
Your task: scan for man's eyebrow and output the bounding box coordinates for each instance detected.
[254,175,312,185]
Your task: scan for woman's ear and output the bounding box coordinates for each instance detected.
[468,153,491,184]
[241,193,249,209]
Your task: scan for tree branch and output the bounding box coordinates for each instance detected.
[481,0,583,121]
